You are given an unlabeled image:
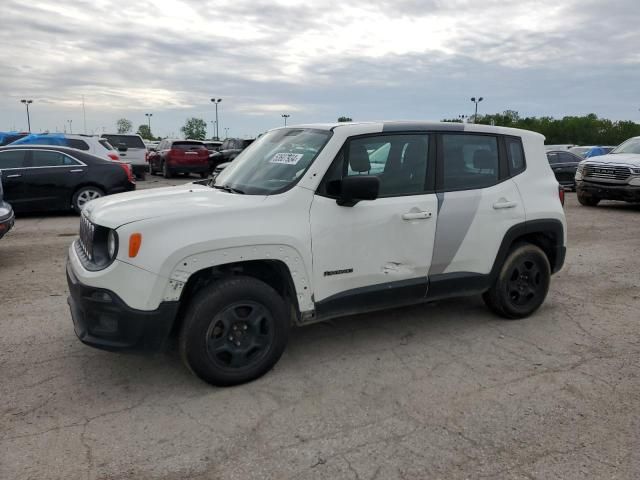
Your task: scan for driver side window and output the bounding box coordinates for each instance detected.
[320,134,430,197]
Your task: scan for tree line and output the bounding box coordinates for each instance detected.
[442,111,640,146]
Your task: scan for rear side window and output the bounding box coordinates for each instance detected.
[31,150,79,167]
[66,139,90,150]
[441,134,499,191]
[0,150,28,168]
[505,136,526,175]
[99,139,114,150]
[102,135,145,149]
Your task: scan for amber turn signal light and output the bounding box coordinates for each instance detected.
[129,233,142,257]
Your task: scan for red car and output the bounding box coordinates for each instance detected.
[148,139,209,178]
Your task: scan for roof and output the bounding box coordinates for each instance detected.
[275,121,544,140]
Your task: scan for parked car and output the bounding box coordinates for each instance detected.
[148,139,209,178]
[145,141,160,151]
[208,137,255,172]
[203,141,223,153]
[0,132,29,146]
[66,121,566,387]
[0,145,135,213]
[209,161,230,183]
[575,136,640,206]
[0,172,15,239]
[10,133,119,162]
[569,146,615,159]
[101,134,148,180]
[546,150,582,190]
[544,144,573,152]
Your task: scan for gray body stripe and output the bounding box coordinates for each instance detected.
[429,191,482,275]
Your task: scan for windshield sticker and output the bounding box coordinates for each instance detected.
[270,152,304,165]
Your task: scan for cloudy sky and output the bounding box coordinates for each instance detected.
[1,0,638,138]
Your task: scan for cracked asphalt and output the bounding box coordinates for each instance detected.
[1,178,639,479]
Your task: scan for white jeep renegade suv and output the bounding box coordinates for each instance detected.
[66,122,567,386]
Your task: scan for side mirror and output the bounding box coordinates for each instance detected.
[117,143,128,152]
[333,175,380,207]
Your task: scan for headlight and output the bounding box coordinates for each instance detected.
[107,230,117,259]
[632,168,640,174]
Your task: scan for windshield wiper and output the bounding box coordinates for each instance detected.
[213,184,245,194]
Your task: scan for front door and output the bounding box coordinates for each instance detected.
[310,133,438,319]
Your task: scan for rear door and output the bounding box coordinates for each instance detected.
[428,133,525,283]
[0,150,29,209]
[22,149,87,210]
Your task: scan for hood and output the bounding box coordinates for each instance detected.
[582,153,640,167]
[84,183,267,229]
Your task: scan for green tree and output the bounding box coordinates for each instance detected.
[116,118,133,134]
[180,117,207,140]
[338,116,352,122]
[137,124,154,140]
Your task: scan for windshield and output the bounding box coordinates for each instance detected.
[214,128,332,195]
[611,138,640,155]
[102,135,145,149]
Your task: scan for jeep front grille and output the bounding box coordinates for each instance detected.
[583,164,631,182]
[78,214,95,261]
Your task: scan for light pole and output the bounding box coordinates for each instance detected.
[67,119,73,134]
[20,99,33,132]
[145,113,153,133]
[282,114,290,126]
[470,97,483,123]
[210,98,222,140]
[224,127,229,139]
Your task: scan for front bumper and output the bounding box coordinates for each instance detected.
[0,202,15,239]
[576,180,640,202]
[66,260,179,351]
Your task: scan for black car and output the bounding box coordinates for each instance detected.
[546,150,582,190]
[0,172,15,239]
[0,145,136,214]
[208,138,254,172]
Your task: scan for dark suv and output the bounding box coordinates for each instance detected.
[208,138,254,172]
[148,139,210,178]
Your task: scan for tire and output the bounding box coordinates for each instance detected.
[179,276,290,386]
[482,243,551,320]
[199,172,207,179]
[577,190,600,206]
[137,170,146,181]
[163,162,172,179]
[72,186,105,213]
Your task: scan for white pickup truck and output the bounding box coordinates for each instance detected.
[66,121,567,386]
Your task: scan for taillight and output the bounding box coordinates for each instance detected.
[116,162,135,184]
[558,186,565,206]
[144,151,149,162]
[108,153,120,161]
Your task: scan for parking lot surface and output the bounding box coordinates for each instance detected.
[1,181,638,479]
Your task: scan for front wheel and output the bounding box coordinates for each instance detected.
[179,276,290,386]
[483,243,550,319]
[577,190,600,206]
[72,186,104,213]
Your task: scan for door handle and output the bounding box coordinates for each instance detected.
[6,174,22,178]
[402,211,432,220]
[493,200,518,210]
[69,169,84,173]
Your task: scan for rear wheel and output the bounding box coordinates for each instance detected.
[179,276,290,386]
[577,190,600,206]
[163,162,172,179]
[483,243,550,319]
[72,186,104,213]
